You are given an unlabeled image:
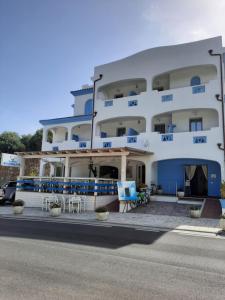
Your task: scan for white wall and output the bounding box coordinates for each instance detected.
[73,93,93,116]
[71,124,91,141]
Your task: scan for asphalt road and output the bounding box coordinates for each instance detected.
[0,218,225,300]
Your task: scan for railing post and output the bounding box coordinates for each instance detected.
[94,178,98,196]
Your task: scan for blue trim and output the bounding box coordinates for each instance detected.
[161,134,173,142]
[127,136,137,143]
[103,142,112,148]
[192,85,205,94]
[39,115,92,126]
[52,146,59,151]
[105,100,113,107]
[162,94,173,102]
[84,99,93,115]
[79,142,87,148]
[193,136,207,144]
[128,100,138,107]
[70,88,93,96]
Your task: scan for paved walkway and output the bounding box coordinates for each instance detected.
[0,206,220,233]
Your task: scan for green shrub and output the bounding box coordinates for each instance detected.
[12,200,24,207]
[95,206,108,213]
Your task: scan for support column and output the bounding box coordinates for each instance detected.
[19,157,25,177]
[121,155,127,181]
[50,164,55,177]
[39,159,45,176]
[64,156,70,178]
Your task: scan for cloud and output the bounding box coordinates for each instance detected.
[142,0,225,45]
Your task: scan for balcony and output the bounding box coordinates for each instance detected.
[42,140,91,151]
[149,127,221,161]
[93,133,149,151]
[152,79,220,113]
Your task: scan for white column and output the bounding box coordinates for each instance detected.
[50,164,55,177]
[42,128,47,143]
[19,157,25,176]
[145,159,152,187]
[39,159,45,176]
[121,155,127,181]
[64,156,70,178]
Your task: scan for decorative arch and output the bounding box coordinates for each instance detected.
[84,99,93,115]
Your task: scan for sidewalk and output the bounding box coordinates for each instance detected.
[0,207,221,234]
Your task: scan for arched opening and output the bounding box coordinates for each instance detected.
[71,124,91,141]
[152,108,219,133]
[46,126,68,143]
[97,78,147,100]
[84,99,93,115]
[152,158,221,197]
[97,116,146,138]
[152,64,217,91]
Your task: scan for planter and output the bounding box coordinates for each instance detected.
[13,206,24,215]
[177,191,185,198]
[96,212,109,221]
[190,209,201,218]
[220,218,225,231]
[157,189,163,195]
[49,207,61,217]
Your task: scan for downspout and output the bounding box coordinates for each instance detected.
[208,50,225,164]
[89,74,103,177]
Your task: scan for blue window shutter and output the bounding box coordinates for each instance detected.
[84,99,93,115]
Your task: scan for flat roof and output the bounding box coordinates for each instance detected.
[16,147,153,159]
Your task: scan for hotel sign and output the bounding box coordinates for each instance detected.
[1,153,21,168]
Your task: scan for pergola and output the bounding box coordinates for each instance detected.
[16,147,152,181]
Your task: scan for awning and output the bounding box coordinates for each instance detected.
[16,147,153,159]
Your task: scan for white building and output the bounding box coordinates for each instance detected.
[18,36,225,202]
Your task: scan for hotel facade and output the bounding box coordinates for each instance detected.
[17,37,225,206]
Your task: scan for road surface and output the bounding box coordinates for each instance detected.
[0,218,225,299]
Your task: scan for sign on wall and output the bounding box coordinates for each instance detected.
[1,153,21,168]
[117,181,137,201]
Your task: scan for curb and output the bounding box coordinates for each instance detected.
[0,214,221,235]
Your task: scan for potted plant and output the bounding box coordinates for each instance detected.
[190,205,201,218]
[49,202,61,217]
[138,183,148,192]
[95,206,109,221]
[177,188,185,198]
[12,200,25,214]
[220,214,225,231]
[157,185,163,195]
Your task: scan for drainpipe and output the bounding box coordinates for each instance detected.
[208,50,225,165]
[89,74,103,177]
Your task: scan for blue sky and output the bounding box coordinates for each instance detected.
[1,0,224,135]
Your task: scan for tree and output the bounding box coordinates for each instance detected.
[0,132,25,154]
[29,129,43,151]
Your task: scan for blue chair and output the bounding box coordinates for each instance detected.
[128,91,137,96]
[100,132,107,138]
[127,128,138,136]
[72,135,79,141]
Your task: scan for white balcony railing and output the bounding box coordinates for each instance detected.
[42,140,91,151]
[93,133,150,151]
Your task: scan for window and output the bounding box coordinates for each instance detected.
[190,76,201,86]
[117,127,126,137]
[189,118,203,132]
[84,99,93,115]
[154,124,166,134]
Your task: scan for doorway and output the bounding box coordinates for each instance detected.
[185,165,208,196]
[99,166,118,179]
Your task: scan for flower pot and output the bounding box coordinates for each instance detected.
[96,212,109,221]
[49,207,61,217]
[13,206,24,215]
[220,218,225,231]
[157,189,163,195]
[177,191,185,198]
[190,209,201,218]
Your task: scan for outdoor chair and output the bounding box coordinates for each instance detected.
[68,196,81,213]
[42,195,58,211]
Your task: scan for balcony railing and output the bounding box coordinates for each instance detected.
[42,140,91,151]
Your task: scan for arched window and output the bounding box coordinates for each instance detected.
[190,76,201,86]
[84,99,93,115]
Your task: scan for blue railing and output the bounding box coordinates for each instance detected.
[16,179,118,195]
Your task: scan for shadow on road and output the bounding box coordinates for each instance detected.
[0,218,166,249]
